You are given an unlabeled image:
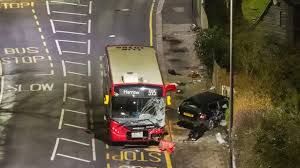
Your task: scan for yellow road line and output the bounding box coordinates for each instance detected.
[149,0,155,47]
[164,151,173,168]
[106,163,111,168]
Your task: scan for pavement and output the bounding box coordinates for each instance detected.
[158,0,229,167]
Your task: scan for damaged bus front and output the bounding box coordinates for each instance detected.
[106,84,171,142]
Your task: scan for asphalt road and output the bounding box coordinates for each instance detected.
[0,0,172,168]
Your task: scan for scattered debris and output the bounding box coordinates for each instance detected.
[192,79,202,84]
[216,132,226,144]
[219,120,227,127]
[168,69,181,75]
[188,71,200,78]
[209,86,216,90]
[175,81,186,86]
[176,89,183,94]
[188,126,205,141]
[159,140,175,153]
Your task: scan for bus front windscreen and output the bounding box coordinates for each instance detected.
[111,97,164,119]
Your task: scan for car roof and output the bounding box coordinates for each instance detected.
[184,91,228,105]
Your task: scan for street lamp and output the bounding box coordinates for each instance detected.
[229,0,234,168]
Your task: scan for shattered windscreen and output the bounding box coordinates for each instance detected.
[111,97,166,127]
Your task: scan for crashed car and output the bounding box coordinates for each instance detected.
[177,91,228,130]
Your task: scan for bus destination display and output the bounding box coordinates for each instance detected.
[115,85,163,97]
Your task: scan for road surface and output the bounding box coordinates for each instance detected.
[0,0,172,168]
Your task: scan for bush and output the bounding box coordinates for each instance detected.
[254,107,300,168]
[194,26,229,76]
[234,31,300,103]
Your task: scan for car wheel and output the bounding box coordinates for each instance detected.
[208,119,215,130]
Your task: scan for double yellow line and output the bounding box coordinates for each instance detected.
[149,0,155,47]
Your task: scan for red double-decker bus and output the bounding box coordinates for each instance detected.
[103,45,176,143]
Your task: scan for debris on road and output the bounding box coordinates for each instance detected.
[159,140,176,153]
[168,69,181,75]
[188,71,200,78]
[216,132,226,144]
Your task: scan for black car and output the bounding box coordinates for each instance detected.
[177,91,228,130]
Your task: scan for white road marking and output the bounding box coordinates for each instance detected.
[38,27,42,32]
[56,153,91,163]
[50,1,88,7]
[46,1,50,15]
[53,19,86,25]
[88,83,92,102]
[59,137,90,146]
[55,40,62,55]
[109,34,116,38]
[58,39,87,44]
[62,60,66,77]
[0,60,2,76]
[51,138,60,160]
[58,109,65,129]
[36,21,40,26]
[41,35,45,40]
[62,51,86,55]
[65,60,86,65]
[100,71,104,77]
[48,56,52,61]
[99,64,103,69]
[64,109,86,115]
[50,19,56,33]
[64,123,87,129]
[32,9,36,14]
[50,63,54,68]
[67,97,86,102]
[67,71,86,76]
[0,76,4,104]
[52,11,87,16]
[88,60,91,76]
[56,30,86,35]
[35,70,54,76]
[63,83,67,102]
[45,48,49,54]
[34,15,38,20]
[87,39,91,55]
[89,1,92,14]
[92,138,96,161]
[43,41,47,47]
[88,19,91,33]
[68,83,86,88]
